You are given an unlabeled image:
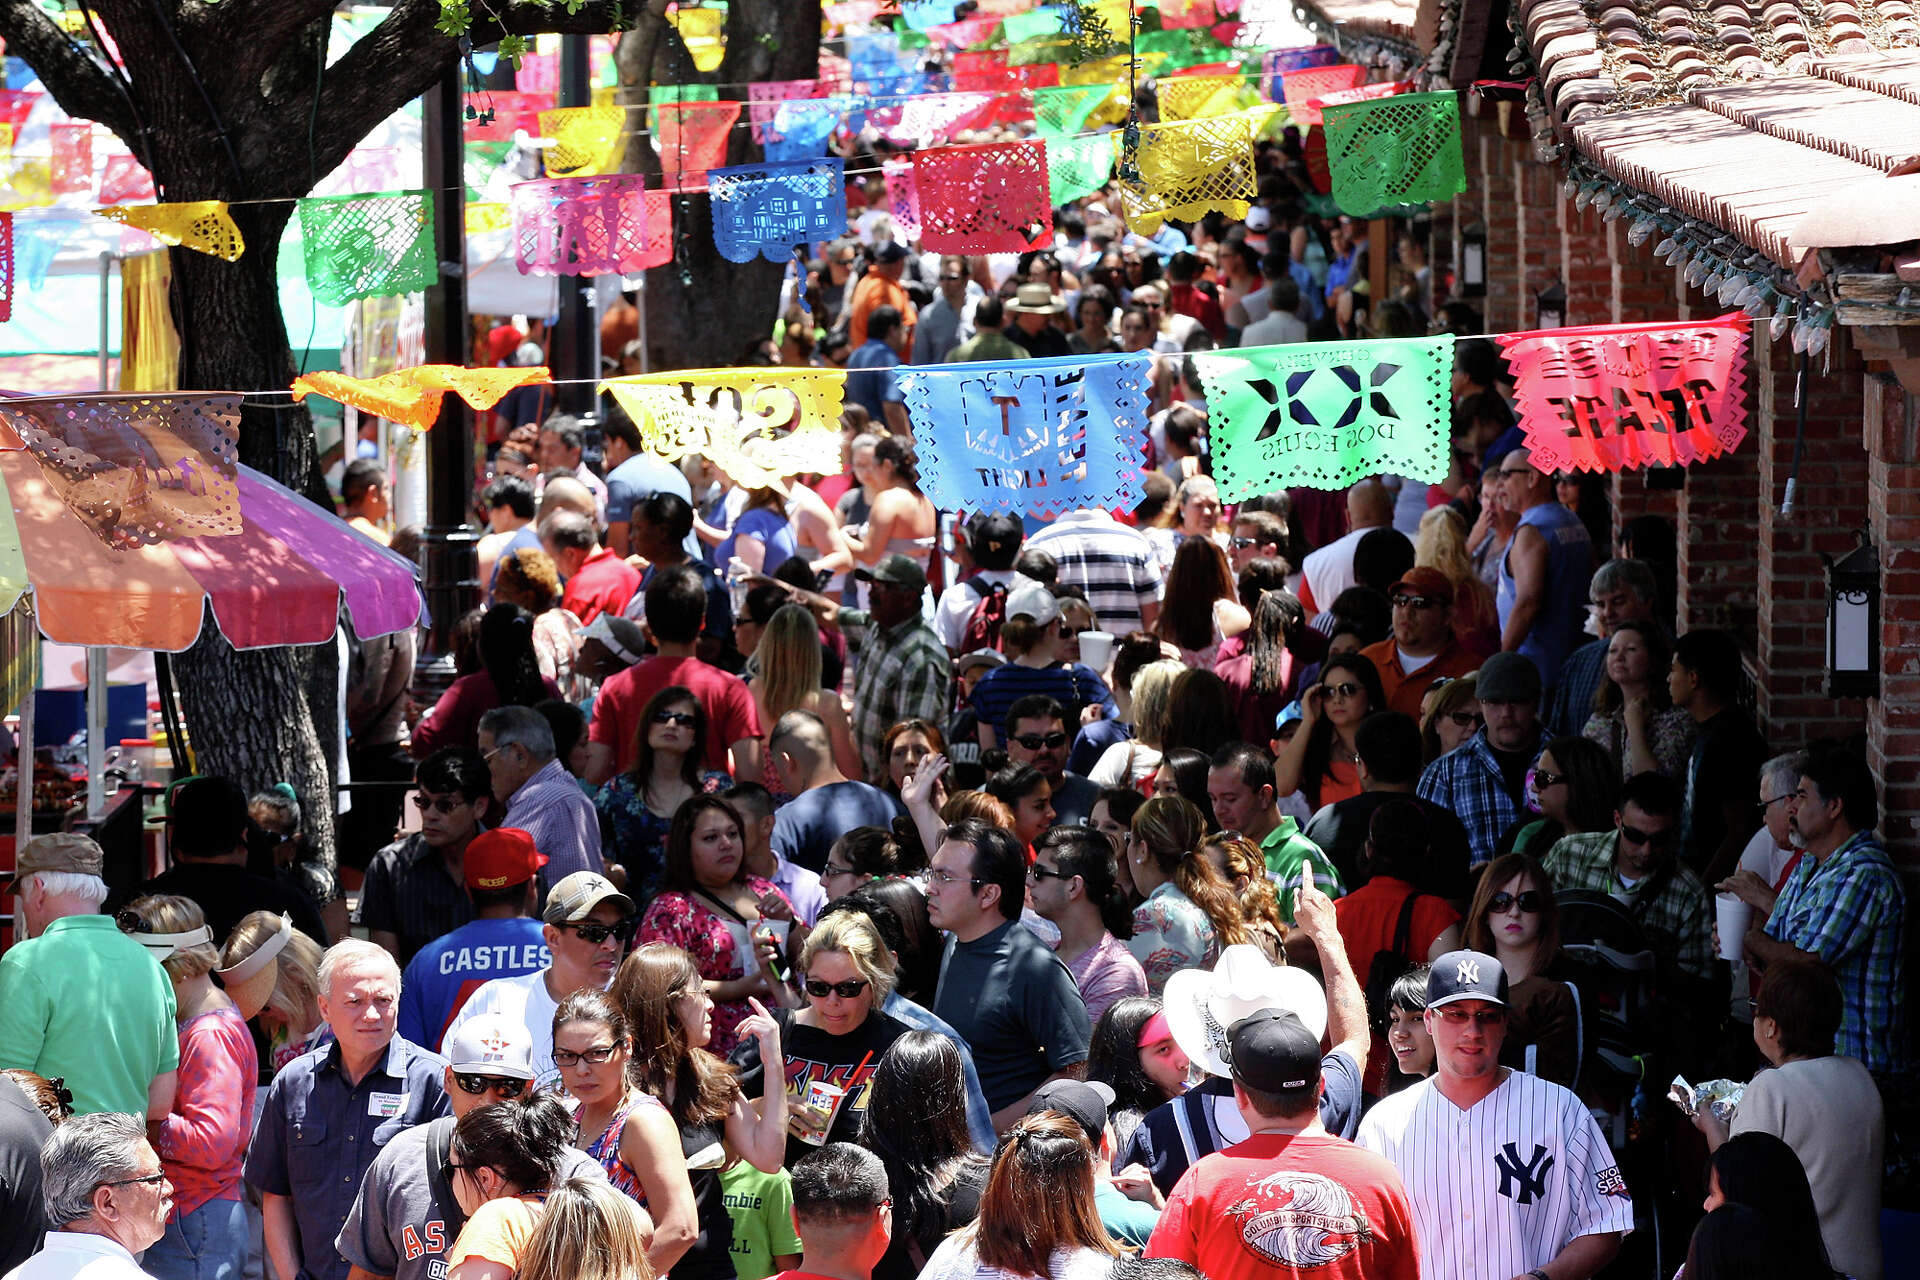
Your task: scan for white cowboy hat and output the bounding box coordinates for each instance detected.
[1162,944,1329,1080]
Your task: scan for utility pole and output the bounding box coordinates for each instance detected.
[551,33,602,430]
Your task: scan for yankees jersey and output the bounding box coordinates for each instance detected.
[1356,1069,1633,1280]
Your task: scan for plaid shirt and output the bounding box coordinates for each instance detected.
[1545,638,1607,737]
[1765,829,1907,1073]
[1542,831,1714,980]
[1417,728,1546,867]
[841,608,952,779]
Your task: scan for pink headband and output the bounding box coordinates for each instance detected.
[1138,1010,1173,1048]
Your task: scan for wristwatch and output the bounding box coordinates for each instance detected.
[1527,1269,1551,1280]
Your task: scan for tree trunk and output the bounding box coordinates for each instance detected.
[618,0,824,370]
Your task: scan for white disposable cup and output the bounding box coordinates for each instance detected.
[1715,892,1751,963]
[796,1080,846,1146]
[1077,630,1115,671]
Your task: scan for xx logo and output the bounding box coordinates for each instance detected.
[1245,363,1405,442]
[1493,1142,1555,1205]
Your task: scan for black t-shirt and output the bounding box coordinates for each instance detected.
[1490,745,1535,804]
[677,1115,736,1280]
[118,860,329,945]
[1302,792,1476,900]
[0,1077,51,1272]
[730,1005,911,1168]
[1682,708,1767,873]
[1008,324,1072,358]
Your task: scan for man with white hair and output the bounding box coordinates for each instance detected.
[247,940,449,1280]
[478,704,601,892]
[6,1112,172,1280]
[0,834,178,1119]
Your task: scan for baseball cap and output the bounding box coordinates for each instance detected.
[444,1012,536,1080]
[580,612,646,667]
[542,871,636,924]
[969,512,1023,558]
[872,240,908,264]
[853,552,927,593]
[464,828,548,892]
[1389,566,1455,607]
[1,832,104,886]
[1245,206,1273,232]
[1475,651,1542,704]
[1026,1079,1115,1147]
[1426,949,1510,1009]
[956,649,1007,677]
[1005,581,1062,626]
[1226,1009,1323,1093]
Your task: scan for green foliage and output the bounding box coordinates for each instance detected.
[1064,0,1129,65]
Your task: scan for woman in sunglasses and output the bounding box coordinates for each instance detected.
[1501,735,1617,861]
[597,686,730,903]
[1417,671,1480,764]
[728,910,910,1167]
[1274,653,1386,810]
[445,1094,599,1280]
[1463,853,1579,1085]
[552,988,698,1276]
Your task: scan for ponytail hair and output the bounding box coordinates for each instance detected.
[1035,826,1134,940]
[1131,797,1247,946]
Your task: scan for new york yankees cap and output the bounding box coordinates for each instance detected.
[1427,949,1510,1009]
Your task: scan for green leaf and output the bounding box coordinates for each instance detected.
[434,0,473,37]
[497,33,531,68]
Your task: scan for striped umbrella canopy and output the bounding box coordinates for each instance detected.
[0,392,422,651]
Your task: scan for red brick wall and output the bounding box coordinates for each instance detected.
[1867,373,1920,847]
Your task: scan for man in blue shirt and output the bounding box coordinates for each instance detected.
[397,828,552,1052]
[601,403,698,560]
[845,304,909,432]
[770,711,905,874]
[248,940,449,1280]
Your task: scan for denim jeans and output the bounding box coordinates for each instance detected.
[143,1196,249,1280]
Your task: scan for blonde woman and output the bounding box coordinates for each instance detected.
[222,909,326,1076]
[1415,506,1498,656]
[731,910,913,1166]
[1086,659,1184,792]
[1197,833,1285,962]
[512,1176,657,1280]
[1125,798,1248,994]
[493,548,587,700]
[125,895,258,1280]
[746,603,864,795]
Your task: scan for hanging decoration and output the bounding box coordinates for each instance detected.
[872,91,999,147]
[0,392,242,549]
[538,106,626,178]
[15,213,81,288]
[653,99,742,192]
[635,188,674,270]
[509,173,654,277]
[1003,6,1066,41]
[97,153,155,205]
[1158,0,1218,25]
[0,212,11,324]
[96,201,244,262]
[1321,89,1465,215]
[902,0,961,28]
[766,96,859,161]
[708,157,848,264]
[467,202,513,235]
[1033,83,1114,137]
[1294,77,1410,127]
[899,353,1151,518]
[1197,337,1455,498]
[667,4,728,72]
[1262,44,1343,97]
[825,0,886,25]
[953,49,1013,77]
[0,91,39,126]
[913,140,1053,253]
[1280,64,1366,119]
[1059,56,1134,124]
[929,14,1003,47]
[464,91,555,141]
[0,123,13,170]
[1046,133,1114,206]
[298,190,436,306]
[1156,73,1252,121]
[48,123,91,195]
[1117,113,1256,236]
[292,365,553,433]
[883,158,922,242]
[847,32,924,97]
[1497,316,1752,473]
[601,367,847,487]
[749,79,824,142]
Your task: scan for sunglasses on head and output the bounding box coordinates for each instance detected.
[653,710,698,726]
[1489,890,1545,914]
[559,917,637,945]
[1013,731,1069,750]
[454,1073,528,1098]
[804,977,871,999]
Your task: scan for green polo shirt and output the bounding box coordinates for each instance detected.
[1260,818,1346,923]
[0,913,178,1115]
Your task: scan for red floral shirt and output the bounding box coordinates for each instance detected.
[637,876,792,1057]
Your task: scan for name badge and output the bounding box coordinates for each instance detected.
[369,1092,407,1118]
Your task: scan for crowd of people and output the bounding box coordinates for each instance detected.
[2,87,1908,1280]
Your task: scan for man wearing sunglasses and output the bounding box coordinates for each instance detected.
[1542,772,1714,981]
[442,871,635,1091]
[1358,952,1631,1280]
[1005,696,1100,828]
[362,750,492,967]
[1363,568,1478,719]
[338,1014,605,1280]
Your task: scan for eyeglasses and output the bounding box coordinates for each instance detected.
[1759,793,1792,812]
[454,1073,530,1097]
[1028,864,1074,882]
[101,1171,168,1189]
[1619,824,1676,850]
[1436,1007,1509,1027]
[1229,536,1260,549]
[557,918,638,946]
[1012,731,1069,750]
[1496,466,1535,478]
[1488,890,1545,914]
[823,861,861,878]
[653,710,698,726]
[927,869,985,889]
[1447,711,1485,728]
[1322,682,1363,699]
[804,977,872,999]
[551,1043,621,1068]
[1390,595,1440,610]
[411,794,465,815]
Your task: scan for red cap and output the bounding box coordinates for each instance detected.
[464,828,548,891]
[1389,566,1456,606]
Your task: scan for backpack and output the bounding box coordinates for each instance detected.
[1364,891,1423,1026]
[958,575,1009,653]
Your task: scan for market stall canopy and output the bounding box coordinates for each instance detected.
[0,392,423,651]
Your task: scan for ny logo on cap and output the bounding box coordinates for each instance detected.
[1456,958,1481,985]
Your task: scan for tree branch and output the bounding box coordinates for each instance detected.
[182,0,340,116]
[0,0,138,140]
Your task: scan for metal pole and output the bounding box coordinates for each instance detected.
[85,647,106,823]
[636,273,650,374]
[13,624,34,854]
[552,34,600,421]
[98,252,113,391]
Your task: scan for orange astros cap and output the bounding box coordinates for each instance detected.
[464,828,547,892]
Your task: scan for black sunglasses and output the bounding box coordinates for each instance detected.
[1028,864,1074,882]
[804,977,871,999]
[1012,731,1069,750]
[454,1073,529,1098]
[653,710,698,726]
[412,794,465,814]
[558,917,637,945]
[1391,595,1440,610]
[1488,890,1545,914]
[1321,682,1364,699]
[1620,824,1676,849]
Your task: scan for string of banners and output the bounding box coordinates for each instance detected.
[291,314,1752,514]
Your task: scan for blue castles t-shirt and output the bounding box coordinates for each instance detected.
[398,917,550,1052]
